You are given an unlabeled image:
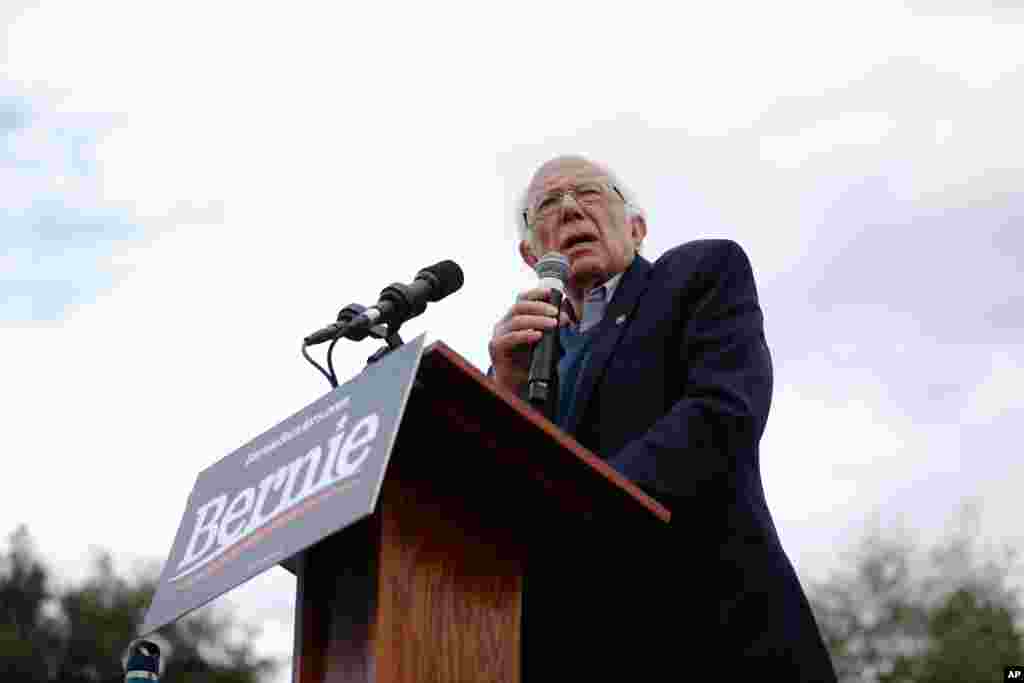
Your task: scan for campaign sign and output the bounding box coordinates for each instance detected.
[140,334,427,636]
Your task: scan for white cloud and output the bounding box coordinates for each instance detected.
[961,347,1024,426]
[761,111,896,169]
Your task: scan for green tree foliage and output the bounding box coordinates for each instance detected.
[0,525,280,682]
[810,503,1024,682]
[0,525,59,680]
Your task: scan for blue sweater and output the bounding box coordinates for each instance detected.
[555,324,601,431]
[553,273,621,431]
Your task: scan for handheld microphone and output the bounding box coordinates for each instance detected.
[526,252,569,420]
[304,260,464,346]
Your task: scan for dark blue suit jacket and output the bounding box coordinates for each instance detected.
[514,239,836,680]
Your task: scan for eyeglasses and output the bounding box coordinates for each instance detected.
[522,182,626,229]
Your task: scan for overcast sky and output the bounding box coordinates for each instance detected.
[2,1,1022,679]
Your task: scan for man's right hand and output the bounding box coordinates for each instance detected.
[488,287,572,393]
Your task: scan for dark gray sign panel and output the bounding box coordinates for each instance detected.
[140,334,427,636]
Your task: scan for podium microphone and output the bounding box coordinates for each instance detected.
[526,252,569,421]
[304,260,464,346]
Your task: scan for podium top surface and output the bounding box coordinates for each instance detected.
[415,340,670,526]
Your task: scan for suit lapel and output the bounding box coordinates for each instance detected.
[566,255,653,436]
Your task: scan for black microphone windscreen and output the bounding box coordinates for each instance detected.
[420,260,464,300]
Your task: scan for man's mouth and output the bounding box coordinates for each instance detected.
[561,233,599,251]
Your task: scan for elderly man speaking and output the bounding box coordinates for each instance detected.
[489,156,836,680]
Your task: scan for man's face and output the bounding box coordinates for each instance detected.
[521,157,646,293]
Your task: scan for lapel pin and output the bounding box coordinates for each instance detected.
[616,314,626,325]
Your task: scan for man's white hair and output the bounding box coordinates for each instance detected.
[514,156,646,254]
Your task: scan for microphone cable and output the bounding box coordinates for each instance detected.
[327,334,343,387]
[302,339,338,388]
[303,302,378,389]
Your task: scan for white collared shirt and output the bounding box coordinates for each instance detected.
[576,271,624,334]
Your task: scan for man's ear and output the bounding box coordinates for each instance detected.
[519,239,539,268]
[629,214,648,249]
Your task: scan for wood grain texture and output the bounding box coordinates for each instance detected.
[375,469,523,683]
[294,518,378,683]
[294,481,524,682]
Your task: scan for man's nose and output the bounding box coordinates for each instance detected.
[558,193,585,224]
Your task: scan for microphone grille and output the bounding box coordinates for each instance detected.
[419,260,465,300]
[534,252,569,283]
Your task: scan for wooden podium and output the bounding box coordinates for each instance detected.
[284,341,670,683]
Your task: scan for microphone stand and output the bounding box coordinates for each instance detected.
[330,301,405,366]
[328,303,420,392]
[321,303,395,387]
[322,316,423,393]
[366,328,405,365]
[364,325,426,394]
